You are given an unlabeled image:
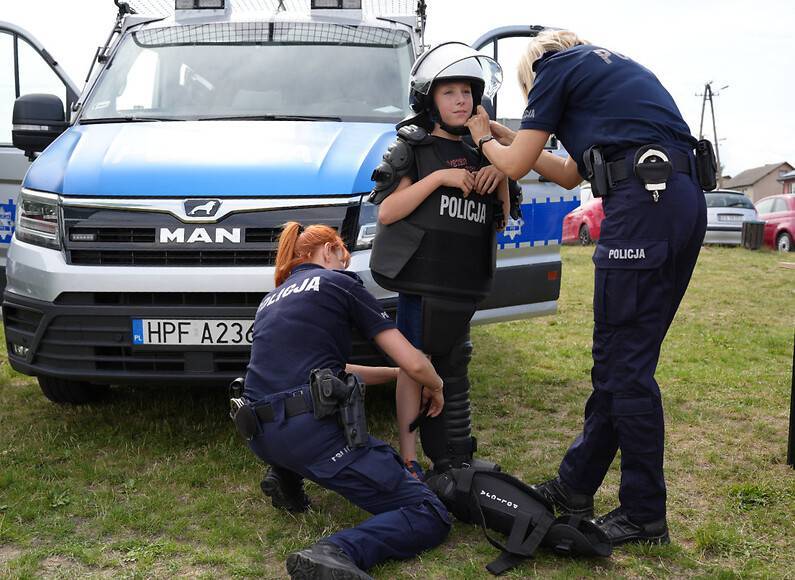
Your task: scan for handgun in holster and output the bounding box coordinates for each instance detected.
[309,368,368,448]
[582,146,611,197]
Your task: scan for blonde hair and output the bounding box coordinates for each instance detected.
[517,30,588,97]
[274,222,350,286]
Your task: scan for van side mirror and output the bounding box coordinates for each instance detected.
[12,94,68,160]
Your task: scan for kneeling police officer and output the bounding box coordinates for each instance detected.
[233,222,449,579]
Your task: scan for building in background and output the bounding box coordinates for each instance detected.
[778,169,795,194]
[723,162,794,203]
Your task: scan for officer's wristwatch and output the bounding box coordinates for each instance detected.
[478,134,495,152]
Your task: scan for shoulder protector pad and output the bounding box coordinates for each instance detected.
[369,125,431,204]
[397,124,433,146]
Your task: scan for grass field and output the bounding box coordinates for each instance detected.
[1,245,793,579]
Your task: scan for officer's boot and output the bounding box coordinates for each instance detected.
[260,465,310,513]
[532,476,594,518]
[593,508,670,546]
[420,335,499,476]
[286,540,373,580]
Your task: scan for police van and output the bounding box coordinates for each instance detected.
[1,0,578,403]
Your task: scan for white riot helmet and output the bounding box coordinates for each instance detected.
[403,42,502,133]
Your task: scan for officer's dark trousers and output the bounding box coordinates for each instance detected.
[558,158,707,523]
[247,390,451,571]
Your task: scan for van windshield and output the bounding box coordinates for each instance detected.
[81,22,413,123]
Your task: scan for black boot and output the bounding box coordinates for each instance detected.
[260,466,310,513]
[286,540,373,580]
[532,476,594,518]
[594,508,670,546]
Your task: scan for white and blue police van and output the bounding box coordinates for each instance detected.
[1,0,578,403]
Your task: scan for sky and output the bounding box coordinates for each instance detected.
[2,0,792,176]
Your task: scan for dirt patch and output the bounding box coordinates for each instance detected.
[38,555,89,577]
[0,545,23,564]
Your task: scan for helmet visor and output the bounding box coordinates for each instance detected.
[411,42,503,99]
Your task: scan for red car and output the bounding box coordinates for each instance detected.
[562,195,604,245]
[756,194,795,252]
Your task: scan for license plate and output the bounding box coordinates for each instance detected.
[132,319,253,346]
[718,214,743,222]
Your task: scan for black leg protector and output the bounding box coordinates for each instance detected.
[420,331,477,472]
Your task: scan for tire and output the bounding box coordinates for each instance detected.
[578,224,593,246]
[37,376,108,404]
[776,232,792,252]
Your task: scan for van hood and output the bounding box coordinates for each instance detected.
[23,121,397,197]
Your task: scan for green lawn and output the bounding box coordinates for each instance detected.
[1,245,793,579]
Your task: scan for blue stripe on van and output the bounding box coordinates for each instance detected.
[498,196,579,248]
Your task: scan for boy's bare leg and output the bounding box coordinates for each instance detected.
[396,368,422,464]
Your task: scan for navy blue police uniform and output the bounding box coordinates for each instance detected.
[520,45,707,524]
[244,263,451,571]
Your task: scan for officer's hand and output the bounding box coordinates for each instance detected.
[465,105,491,143]
[474,165,505,195]
[422,385,444,418]
[439,168,475,197]
[489,120,516,146]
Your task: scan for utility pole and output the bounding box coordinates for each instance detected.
[697,82,728,188]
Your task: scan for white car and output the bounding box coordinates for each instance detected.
[703,190,758,245]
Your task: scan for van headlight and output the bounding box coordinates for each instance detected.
[355,201,378,250]
[15,189,61,250]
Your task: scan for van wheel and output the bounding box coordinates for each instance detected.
[579,224,593,246]
[776,232,792,252]
[37,376,108,404]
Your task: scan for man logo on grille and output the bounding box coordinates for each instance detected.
[185,199,221,217]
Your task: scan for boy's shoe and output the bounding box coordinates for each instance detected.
[260,466,310,513]
[531,476,594,518]
[405,459,425,481]
[286,540,373,580]
[593,508,670,546]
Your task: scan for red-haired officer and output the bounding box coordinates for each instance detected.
[240,222,450,579]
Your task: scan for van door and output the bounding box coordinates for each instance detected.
[0,21,78,286]
[471,26,580,318]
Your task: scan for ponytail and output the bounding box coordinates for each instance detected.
[274,221,351,286]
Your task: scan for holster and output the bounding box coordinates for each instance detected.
[582,146,611,198]
[309,368,368,448]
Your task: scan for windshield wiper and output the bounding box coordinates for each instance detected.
[80,116,186,124]
[197,114,342,122]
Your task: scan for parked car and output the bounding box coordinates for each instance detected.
[703,189,758,245]
[755,193,795,251]
[562,184,603,245]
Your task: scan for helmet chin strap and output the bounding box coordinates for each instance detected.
[430,107,471,137]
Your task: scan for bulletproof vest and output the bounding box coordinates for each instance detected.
[370,141,497,301]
